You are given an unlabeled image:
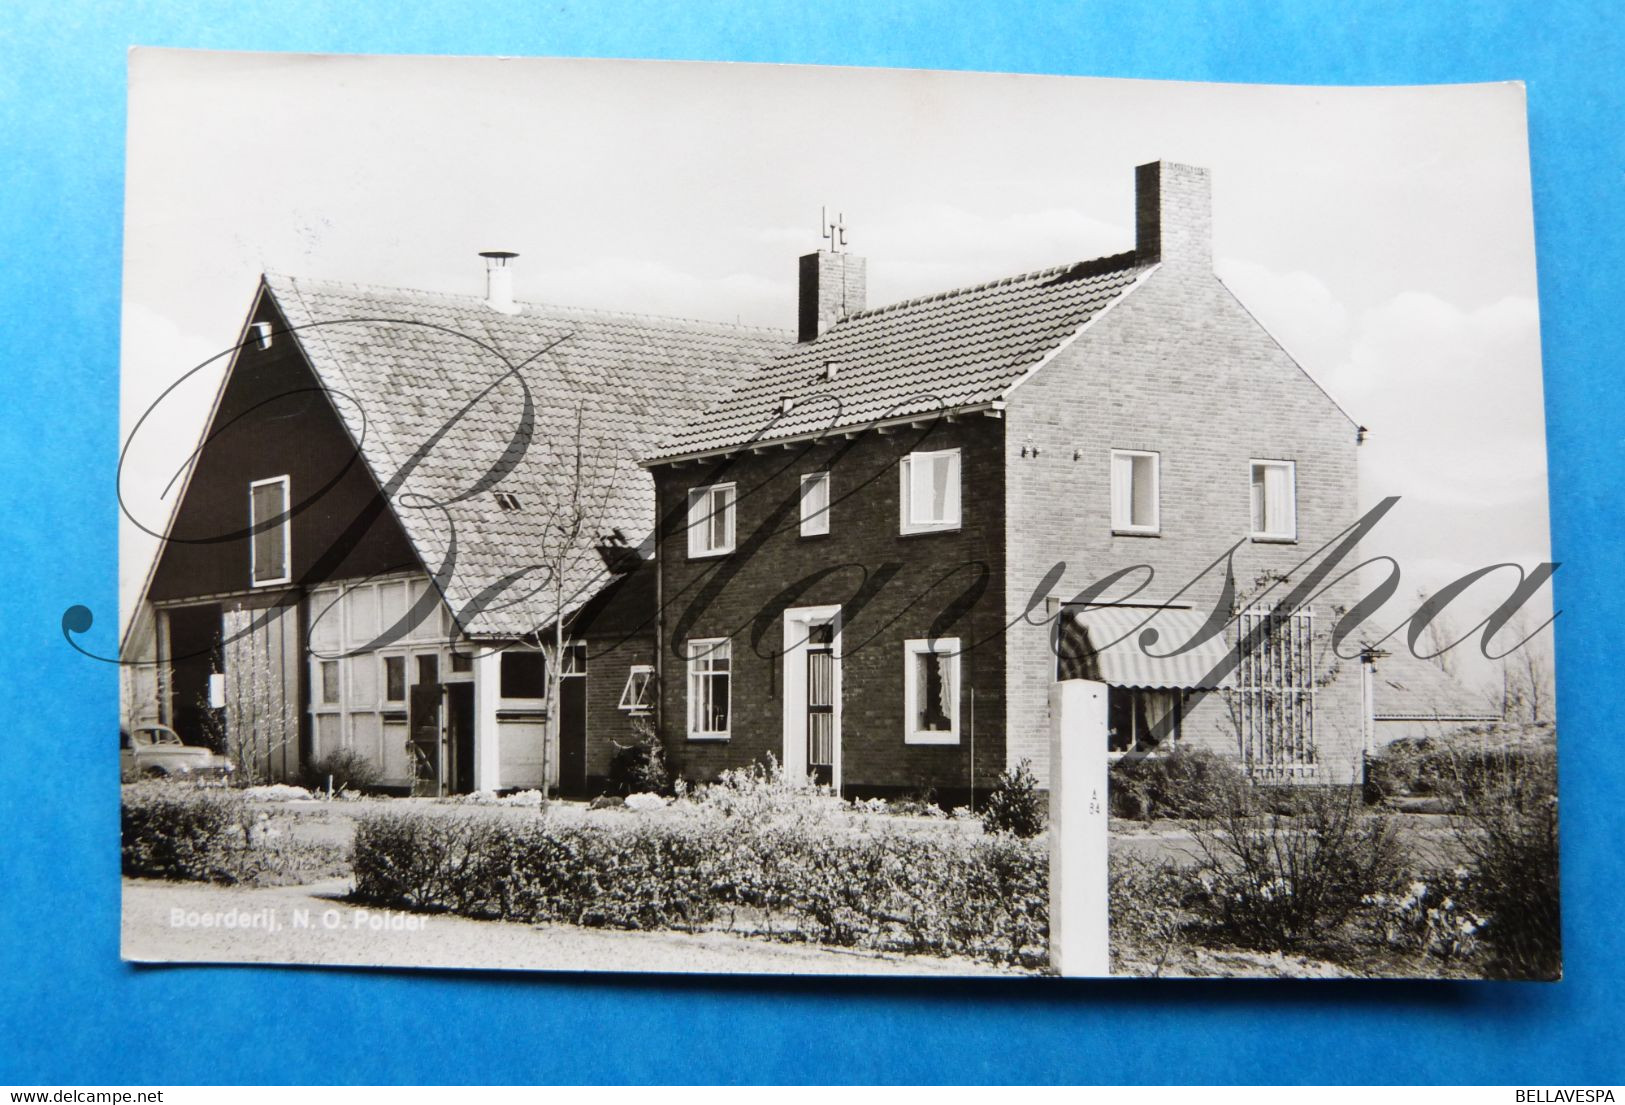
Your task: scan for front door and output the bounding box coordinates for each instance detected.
[558,660,588,797]
[445,682,475,795]
[782,606,841,792]
[408,681,444,796]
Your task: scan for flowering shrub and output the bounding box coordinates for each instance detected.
[1365,871,1484,961]
[693,757,843,827]
[351,799,1049,967]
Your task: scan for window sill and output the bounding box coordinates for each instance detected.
[899,523,961,539]
[798,531,831,541]
[1250,534,1298,545]
[251,576,292,588]
[1112,528,1161,538]
[687,548,734,561]
[904,732,960,746]
[687,733,730,742]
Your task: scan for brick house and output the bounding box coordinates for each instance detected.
[125,159,1376,799]
[123,264,787,793]
[642,161,1370,798]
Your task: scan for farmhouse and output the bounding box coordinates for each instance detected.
[123,262,787,793]
[125,160,1390,797]
[1367,648,1502,745]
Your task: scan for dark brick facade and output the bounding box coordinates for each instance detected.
[148,289,421,603]
[650,417,1009,801]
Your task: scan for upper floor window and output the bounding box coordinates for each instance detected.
[687,483,736,557]
[800,471,831,537]
[1110,449,1160,535]
[686,638,731,739]
[903,637,960,744]
[249,475,291,586]
[899,448,961,534]
[1250,460,1297,541]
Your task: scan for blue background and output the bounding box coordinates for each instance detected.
[1,0,1620,1086]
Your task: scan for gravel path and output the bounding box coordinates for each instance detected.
[122,878,1022,977]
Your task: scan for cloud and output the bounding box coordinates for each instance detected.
[1215,257,1351,379]
[1331,291,1546,508]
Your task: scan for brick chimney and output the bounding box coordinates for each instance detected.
[798,250,866,342]
[1135,161,1212,270]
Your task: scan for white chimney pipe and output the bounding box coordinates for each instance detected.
[480,251,520,314]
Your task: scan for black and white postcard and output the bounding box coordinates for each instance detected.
[118,52,1557,980]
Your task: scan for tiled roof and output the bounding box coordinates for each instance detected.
[645,253,1150,462]
[264,274,789,638]
[1372,649,1500,720]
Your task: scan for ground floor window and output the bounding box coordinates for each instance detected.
[687,638,731,739]
[499,649,547,700]
[903,637,959,744]
[618,664,655,714]
[1108,687,1183,754]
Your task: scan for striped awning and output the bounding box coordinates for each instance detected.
[1071,607,1233,689]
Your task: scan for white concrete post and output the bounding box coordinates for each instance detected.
[472,649,503,792]
[1049,678,1110,977]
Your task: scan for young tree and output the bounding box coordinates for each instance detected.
[1493,612,1556,725]
[520,403,630,795]
[1415,586,1459,677]
[218,609,298,785]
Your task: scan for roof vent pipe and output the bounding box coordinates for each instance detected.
[480,251,520,314]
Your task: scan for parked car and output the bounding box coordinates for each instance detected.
[120,723,235,782]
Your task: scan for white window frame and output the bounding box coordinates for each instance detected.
[379,652,408,707]
[899,448,962,534]
[686,638,732,741]
[248,475,292,586]
[1250,459,1298,542]
[800,471,832,537]
[903,637,960,745]
[1110,449,1161,535]
[618,664,656,714]
[687,483,737,558]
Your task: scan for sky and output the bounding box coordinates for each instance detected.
[121,51,1552,692]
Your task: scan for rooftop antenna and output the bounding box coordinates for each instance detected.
[821,205,847,254]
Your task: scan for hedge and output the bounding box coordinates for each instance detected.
[121,783,345,885]
[351,810,1048,967]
